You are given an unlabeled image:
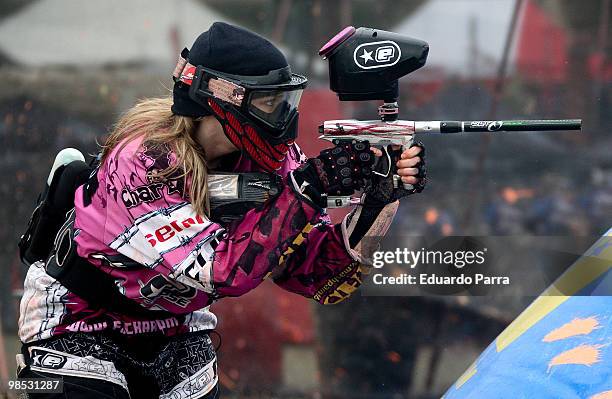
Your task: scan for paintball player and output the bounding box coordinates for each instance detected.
[17,22,425,398]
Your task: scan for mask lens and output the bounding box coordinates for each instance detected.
[248,89,303,132]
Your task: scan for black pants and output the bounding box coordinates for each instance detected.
[18,331,219,399]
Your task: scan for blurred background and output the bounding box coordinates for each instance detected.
[0,0,610,397]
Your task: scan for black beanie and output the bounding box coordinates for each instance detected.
[172,22,290,117]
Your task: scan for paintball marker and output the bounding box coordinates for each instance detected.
[317,26,582,207]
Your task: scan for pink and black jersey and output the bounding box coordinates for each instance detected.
[19,136,398,343]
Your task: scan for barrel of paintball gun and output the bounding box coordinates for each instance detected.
[418,119,582,134]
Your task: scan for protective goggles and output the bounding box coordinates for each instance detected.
[173,49,307,135]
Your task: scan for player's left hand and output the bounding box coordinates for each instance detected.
[396,145,423,185]
[370,144,424,185]
[365,142,426,206]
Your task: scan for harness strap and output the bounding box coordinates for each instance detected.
[82,153,101,207]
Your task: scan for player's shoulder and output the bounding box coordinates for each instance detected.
[105,137,177,174]
[106,136,144,162]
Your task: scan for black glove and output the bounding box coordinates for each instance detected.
[291,141,375,208]
[364,141,427,207]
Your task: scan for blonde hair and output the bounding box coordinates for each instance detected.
[101,96,210,216]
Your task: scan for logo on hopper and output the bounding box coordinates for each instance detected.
[354,41,401,69]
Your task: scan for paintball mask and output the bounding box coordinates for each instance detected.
[172,22,307,172]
